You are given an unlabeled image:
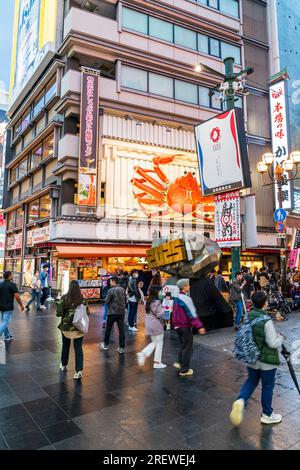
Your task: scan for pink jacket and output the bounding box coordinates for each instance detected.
[144,300,165,336]
[172,293,203,329]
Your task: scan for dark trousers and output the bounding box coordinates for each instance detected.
[176,328,194,373]
[128,301,138,327]
[41,287,49,306]
[254,282,261,292]
[238,367,276,416]
[61,334,83,372]
[104,314,125,348]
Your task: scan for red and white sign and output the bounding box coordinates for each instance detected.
[7,233,23,250]
[214,191,241,247]
[269,80,291,210]
[32,226,50,244]
[288,248,299,269]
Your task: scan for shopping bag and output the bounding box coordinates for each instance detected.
[72,304,89,334]
[0,340,6,365]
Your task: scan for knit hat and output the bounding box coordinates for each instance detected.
[176,278,190,290]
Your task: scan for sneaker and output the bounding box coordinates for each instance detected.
[40,305,47,310]
[179,369,193,377]
[25,306,30,312]
[137,352,145,366]
[100,342,109,351]
[131,327,139,332]
[59,364,67,372]
[117,347,125,354]
[260,413,282,425]
[153,362,167,369]
[173,362,181,369]
[4,335,13,341]
[166,324,171,330]
[73,371,82,379]
[230,399,245,427]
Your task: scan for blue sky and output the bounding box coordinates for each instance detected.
[0,0,15,90]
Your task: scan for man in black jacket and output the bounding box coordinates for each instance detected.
[127,269,141,331]
[100,276,126,354]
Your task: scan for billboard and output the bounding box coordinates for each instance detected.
[10,0,58,104]
[214,191,241,247]
[194,108,251,196]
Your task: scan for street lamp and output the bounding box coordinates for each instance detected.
[257,151,300,292]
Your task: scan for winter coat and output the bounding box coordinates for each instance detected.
[172,293,203,329]
[56,296,90,334]
[230,279,243,301]
[215,275,227,292]
[145,299,165,336]
[105,286,126,316]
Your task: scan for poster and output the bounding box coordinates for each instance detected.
[214,191,241,247]
[23,258,35,287]
[288,248,299,269]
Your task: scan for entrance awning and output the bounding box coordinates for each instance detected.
[54,244,150,258]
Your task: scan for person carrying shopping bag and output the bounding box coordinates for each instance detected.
[25,270,42,312]
[56,280,90,379]
[136,287,166,369]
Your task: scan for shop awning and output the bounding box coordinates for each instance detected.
[54,244,150,258]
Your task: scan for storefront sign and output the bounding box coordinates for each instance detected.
[78,69,99,207]
[269,80,292,210]
[214,191,241,247]
[27,229,33,247]
[195,108,251,196]
[7,233,23,250]
[32,226,50,244]
[288,248,299,269]
[146,239,187,269]
[293,229,300,249]
[78,260,96,268]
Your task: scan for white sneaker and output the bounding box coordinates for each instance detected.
[173,362,181,369]
[153,362,167,369]
[260,413,282,425]
[117,347,125,354]
[230,399,245,427]
[40,305,47,310]
[59,364,67,372]
[73,371,82,379]
[129,326,138,331]
[166,324,171,330]
[100,342,109,351]
[137,352,145,366]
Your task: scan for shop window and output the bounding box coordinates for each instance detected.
[42,135,54,160]
[219,0,239,18]
[122,7,148,34]
[30,145,43,169]
[45,80,57,104]
[33,92,45,118]
[28,199,40,223]
[7,211,15,229]
[198,86,210,107]
[221,42,241,65]
[18,158,28,179]
[122,66,147,92]
[149,73,173,99]
[198,34,209,54]
[174,25,197,50]
[149,17,173,43]
[175,80,198,104]
[209,38,221,57]
[15,208,24,228]
[10,166,17,184]
[40,194,51,219]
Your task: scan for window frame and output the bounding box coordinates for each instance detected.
[39,194,51,219]
[27,199,40,224]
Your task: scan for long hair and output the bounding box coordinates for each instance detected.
[64,280,83,308]
[145,287,159,313]
[151,272,162,286]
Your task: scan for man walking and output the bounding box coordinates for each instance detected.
[0,271,25,341]
[242,267,253,300]
[230,272,247,329]
[127,269,141,331]
[214,270,228,292]
[39,265,49,309]
[100,276,126,353]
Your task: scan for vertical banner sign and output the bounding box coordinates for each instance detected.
[78,70,99,207]
[214,191,241,247]
[288,248,299,269]
[269,80,292,210]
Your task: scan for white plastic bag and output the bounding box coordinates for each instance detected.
[0,340,6,365]
[73,304,89,334]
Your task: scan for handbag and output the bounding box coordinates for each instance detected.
[0,340,6,365]
[72,303,89,334]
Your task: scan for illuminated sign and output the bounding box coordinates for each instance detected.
[146,239,187,269]
[214,191,241,247]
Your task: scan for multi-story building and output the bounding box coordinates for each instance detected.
[4,0,280,294]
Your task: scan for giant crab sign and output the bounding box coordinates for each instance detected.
[130,154,214,222]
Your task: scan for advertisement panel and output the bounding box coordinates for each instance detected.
[10,0,58,104]
[7,233,23,250]
[32,226,49,244]
[78,69,99,207]
[269,80,292,210]
[288,248,299,270]
[23,258,35,287]
[194,108,251,196]
[214,191,241,247]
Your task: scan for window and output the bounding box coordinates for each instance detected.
[45,81,56,104]
[149,17,173,42]
[122,7,148,34]
[197,0,207,4]
[174,25,197,50]
[28,200,40,223]
[33,93,45,118]
[219,0,239,18]
[15,208,24,228]
[221,42,241,65]
[20,111,31,133]
[7,211,15,230]
[10,167,17,184]
[209,38,220,57]
[30,145,43,169]
[40,194,51,219]
[18,159,27,179]
[149,73,173,98]
[235,96,243,108]
[175,80,198,104]
[208,0,219,8]
[198,34,209,54]
[122,66,147,92]
[42,135,54,159]
[211,91,222,110]
[13,120,21,139]
[198,86,210,107]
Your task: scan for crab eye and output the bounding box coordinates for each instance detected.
[184,171,187,175]
[192,172,196,176]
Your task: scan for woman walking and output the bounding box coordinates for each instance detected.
[56,280,89,379]
[147,271,162,295]
[25,270,42,312]
[136,287,166,369]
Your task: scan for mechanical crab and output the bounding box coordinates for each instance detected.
[131,155,214,222]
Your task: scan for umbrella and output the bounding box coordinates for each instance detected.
[282,344,300,395]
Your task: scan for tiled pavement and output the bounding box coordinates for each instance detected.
[1,302,300,450]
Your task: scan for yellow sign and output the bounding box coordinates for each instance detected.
[146,239,187,269]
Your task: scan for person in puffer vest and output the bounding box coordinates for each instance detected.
[172,279,206,377]
[230,290,284,427]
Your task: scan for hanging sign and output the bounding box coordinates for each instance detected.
[288,248,300,269]
[214,191,241,247]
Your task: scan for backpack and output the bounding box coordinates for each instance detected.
[72,303,89,334]
[234,314,270,364]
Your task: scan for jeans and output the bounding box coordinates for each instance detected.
[103,304,108,322]
[176,328,194,374]
[0,311,13,339]
[26,289,41,310]
[128,301,138,327]
[238,367,276,416]
[104,314,125,348]
[234,300,244,326]
[140,334,164,363]
[61,334,83,372]
[41,287,49,306]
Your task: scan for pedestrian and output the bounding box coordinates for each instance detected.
[242,267,253,300]
[56,280,90,379]
[162,291,173,330]
[136,287,166,369]
[147,270,162,295]
[214,270,228,292]
[127,269,141,331]
[39,264,49,309]
[0,271,25,341]
[230,272,247,329]
[25,270,42,312]
[253,267,260,292]
[230,291,284,426]
[119,271,129,291]
[138,281,145,303]
[292,268,300,283]
[172,279,206,377]
[102,276,111,329]
[290,283,300,310]
[259,267,270,290]
[100,276,126,354]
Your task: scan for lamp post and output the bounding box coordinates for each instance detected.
[257,151,300,292]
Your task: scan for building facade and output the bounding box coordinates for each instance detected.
[4,0,281,293]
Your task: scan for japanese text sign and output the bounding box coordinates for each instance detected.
[214,191,241,247]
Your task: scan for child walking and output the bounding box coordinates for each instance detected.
[162,292,173,330]
[136,287,166,369]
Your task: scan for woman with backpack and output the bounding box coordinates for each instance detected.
[56,280,90,379]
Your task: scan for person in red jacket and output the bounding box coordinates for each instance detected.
[172,278,206,377]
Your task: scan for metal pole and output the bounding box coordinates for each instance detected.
[277,177,287,293]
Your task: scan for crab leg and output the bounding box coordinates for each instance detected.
[131,179,164,200]
[192,210,213,223]
[133,167,165,191]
